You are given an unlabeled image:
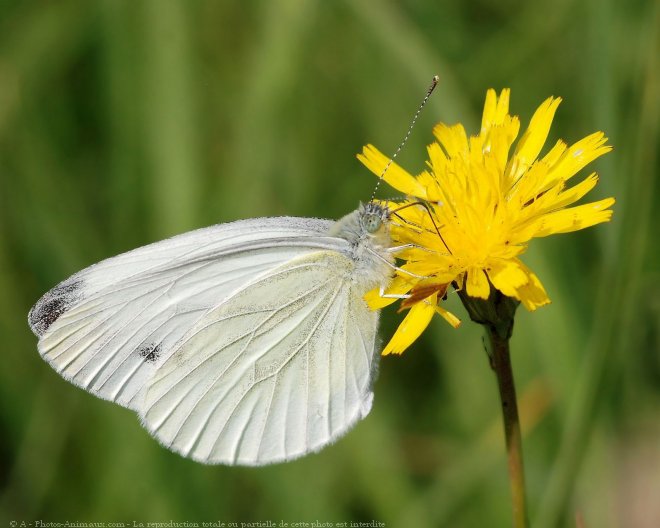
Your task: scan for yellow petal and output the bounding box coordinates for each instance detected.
[486,258,550,309]
[494,89,511,124]
[486,115,520,174]
[466,268,490,299]
[427,142,447,174]
[434,305,461,328]
[481,88,511,131]
[364,275,413,310]
[513,260,551,310]
[488,260,530,298]
[481,88,498,132]
[539,139,567,168]
[433,123,469,159]
[415,170,444,201]
[382,295,437,355]
[544,172,600,211]
[531,197,615,237]
[358,145,427,198]
[544,132,612,185]
[509,97,561,180]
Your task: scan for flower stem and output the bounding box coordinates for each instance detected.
[486,326,529,528]
[457,288,528,526]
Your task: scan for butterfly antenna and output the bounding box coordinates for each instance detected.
[370,75,440,203]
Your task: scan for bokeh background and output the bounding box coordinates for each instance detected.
[1,1,658,527]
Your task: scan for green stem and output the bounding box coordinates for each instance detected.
[487,327,529,528]
[457,288,527,526]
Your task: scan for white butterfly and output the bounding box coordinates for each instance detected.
[28,202,395,465]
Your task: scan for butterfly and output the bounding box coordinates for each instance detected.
[28,201,395,465]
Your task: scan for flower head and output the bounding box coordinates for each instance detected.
[359,89,614,355]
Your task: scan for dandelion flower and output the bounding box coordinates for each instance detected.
[360,89,614,354]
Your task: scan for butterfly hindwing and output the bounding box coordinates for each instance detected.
[141,251,380,465]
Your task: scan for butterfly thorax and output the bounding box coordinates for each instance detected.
[328,202,394,291]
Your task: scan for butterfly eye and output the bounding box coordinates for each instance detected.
[364,214,382,233]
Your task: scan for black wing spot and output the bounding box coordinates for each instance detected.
[28,280,83,337]
[138,343,161,364]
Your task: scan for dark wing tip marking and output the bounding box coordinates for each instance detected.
[28,280,83,337]
[138,343,161,364]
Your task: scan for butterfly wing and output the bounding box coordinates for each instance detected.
[140,250,380,465]
[28,217,346,411]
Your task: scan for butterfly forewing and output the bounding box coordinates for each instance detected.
[29,218,344,411]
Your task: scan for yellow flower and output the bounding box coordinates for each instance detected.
[360,89,614,355]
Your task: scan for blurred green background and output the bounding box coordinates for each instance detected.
[0,1,658,527]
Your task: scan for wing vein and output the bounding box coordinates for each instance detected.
[146,271,336,438]
[172,281,337,455]
[206,282,343,460]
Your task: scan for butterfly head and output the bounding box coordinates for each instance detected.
[329,201,391,256]
[360,201,390,235]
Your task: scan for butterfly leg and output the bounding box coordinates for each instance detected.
[366,247,428,279]
[384,244,415,254]
[385,243,439,254]
[378,284,411,300]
